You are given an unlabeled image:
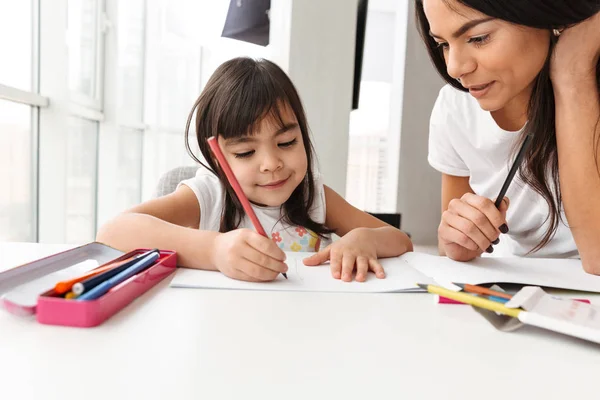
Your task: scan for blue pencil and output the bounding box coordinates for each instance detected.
[77,252,160,301]
[485,295,509,304]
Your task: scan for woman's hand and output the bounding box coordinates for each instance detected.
[439,194,509,261]
[550,11,600,86]
[211,229,288,282]
[302,228,385,282]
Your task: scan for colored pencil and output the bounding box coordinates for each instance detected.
[207,136,287,279]
[418,283,521,318]
[452,282,513,300]
[53,255,137,294]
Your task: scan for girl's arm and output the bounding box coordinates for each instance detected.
[322,185,413,256]
[97,186,288,280]
[96,185,220,270]
[551,13,600,274]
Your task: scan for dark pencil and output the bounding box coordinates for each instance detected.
[494,134,533,208]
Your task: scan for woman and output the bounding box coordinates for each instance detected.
[416,0,600,272]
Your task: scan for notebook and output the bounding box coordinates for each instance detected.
[170,251,600,293]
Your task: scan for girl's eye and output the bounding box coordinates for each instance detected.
[436,42,449,50]
[234,150,254,159]
[278,138,297,148]
[468,34,490,47]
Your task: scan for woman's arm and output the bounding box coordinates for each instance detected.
[551,13,600,274]
[96,185,219,271]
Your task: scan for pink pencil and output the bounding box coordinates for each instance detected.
[207,137,287,279]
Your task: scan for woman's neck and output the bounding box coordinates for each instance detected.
[490,84,532,132]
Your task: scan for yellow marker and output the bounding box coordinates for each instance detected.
[65,291,77,299]
[418,283,522,318]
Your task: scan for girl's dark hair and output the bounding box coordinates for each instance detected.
[185,57,332,237]
[415,0,600,253]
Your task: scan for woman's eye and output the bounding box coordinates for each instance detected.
[436,41,449,50]
[468,34,490,47]
[234,150,254,159]
[278,138,297,148]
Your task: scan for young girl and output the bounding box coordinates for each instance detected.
[416,0,600,272]
[97,57,413,282]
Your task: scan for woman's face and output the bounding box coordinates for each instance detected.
[423,0,550,114]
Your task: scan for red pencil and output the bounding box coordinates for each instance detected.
[207,136,287,279]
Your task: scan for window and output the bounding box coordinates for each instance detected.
[346,6,403,213]
[0,0,33,92]
[0,99,34,241]
[67,0,101,106]
[65,116,99,244]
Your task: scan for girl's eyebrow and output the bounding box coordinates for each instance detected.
[225,122,299,146]
[429,17,494,40]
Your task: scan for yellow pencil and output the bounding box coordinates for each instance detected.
[417,283,522,318]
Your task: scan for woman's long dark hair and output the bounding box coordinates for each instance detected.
[184,57,332,237]
[416,0,600,253]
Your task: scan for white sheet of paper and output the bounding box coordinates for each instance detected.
[171,252,436,293]
[402,252,600,292]
[171,251,600,294]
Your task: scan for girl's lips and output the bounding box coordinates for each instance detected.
[259,177,289,189]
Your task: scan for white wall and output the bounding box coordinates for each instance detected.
[269,0,358,196]
[396,1,444,244]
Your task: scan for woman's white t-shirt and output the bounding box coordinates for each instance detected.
[179,168,332,252]
[428,84,578,258]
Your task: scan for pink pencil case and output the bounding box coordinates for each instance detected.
[0,242,177,327]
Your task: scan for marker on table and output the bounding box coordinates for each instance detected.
[77,251,160,301]
[207,136,288,279]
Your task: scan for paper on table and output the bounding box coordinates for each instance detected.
[402,253,600,293]
[171,251,600,294]
[171,252,436,293]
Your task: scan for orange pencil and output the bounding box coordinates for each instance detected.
[54,256,136,294]
[452,282,513,300]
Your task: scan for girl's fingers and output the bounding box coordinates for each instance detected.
[241,244,288,274]
[237,258,280,281]
[369,259,385,279]
[355,256,369,282]
[341,253,356,282]
[303,246,331,266]
[330,249,343,279]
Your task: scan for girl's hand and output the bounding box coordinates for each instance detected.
[439,194,509,261]
[550,11,600,85]
[212,229,288,282]
[302,228,385,282]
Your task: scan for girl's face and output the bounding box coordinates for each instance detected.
[423,0,550,116]
[218,104,308,207]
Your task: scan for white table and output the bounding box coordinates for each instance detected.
[1,243,598,400]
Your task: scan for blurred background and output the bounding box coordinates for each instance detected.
[0,0,443,246]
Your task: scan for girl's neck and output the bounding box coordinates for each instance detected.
[490,84,532,132]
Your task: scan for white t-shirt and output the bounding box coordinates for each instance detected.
[428,84,578,258]
[179,168,332,252]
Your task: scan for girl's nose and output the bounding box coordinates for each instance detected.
[260,151,283,172]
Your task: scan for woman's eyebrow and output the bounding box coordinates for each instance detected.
[429,17,495,40]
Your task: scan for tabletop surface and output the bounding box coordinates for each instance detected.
[0,242,598,400]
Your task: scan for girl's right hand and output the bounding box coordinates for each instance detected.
[438,194,509,261]
[211,229,288,282]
